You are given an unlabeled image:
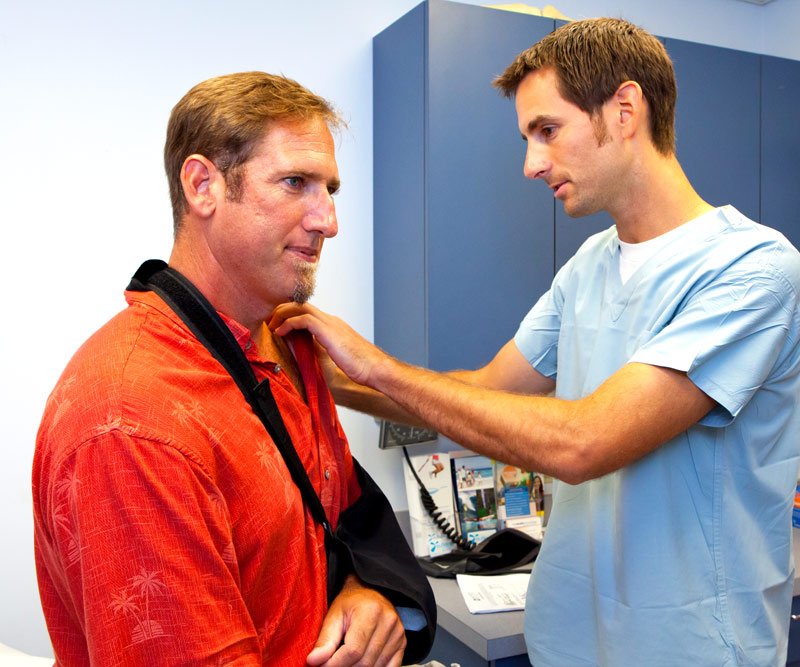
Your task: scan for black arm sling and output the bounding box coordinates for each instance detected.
[127,259,436,664]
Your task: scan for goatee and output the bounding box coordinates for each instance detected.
[292,261,317,304]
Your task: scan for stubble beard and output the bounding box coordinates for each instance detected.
[563,114,612,218]
[291,260,318,304]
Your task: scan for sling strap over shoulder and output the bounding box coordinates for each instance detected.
[128,259,334,534]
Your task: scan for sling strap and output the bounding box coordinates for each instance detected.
[127,259,334,536]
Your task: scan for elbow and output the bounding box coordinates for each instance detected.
[554,431,615,485]
[556,466,590,486]
[556,459,595,486]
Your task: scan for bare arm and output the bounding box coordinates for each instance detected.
[270,304,715,483]
[321,337,554,427]
[451,338,555,394]
[315,341,428,427]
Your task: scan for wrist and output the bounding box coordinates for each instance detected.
[370,352,404,394]
[340,573,364,592]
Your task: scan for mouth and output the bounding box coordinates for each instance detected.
[287,245,319,263]
[550,181,568,199]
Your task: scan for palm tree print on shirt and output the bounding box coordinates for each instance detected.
[110,568,168,644]
[53,471,82,567]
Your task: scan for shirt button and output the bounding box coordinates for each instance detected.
[245,341,252,350]
[324,469,331,480]
[274,364,282,373]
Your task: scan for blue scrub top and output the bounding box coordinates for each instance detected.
[515,207,800,666]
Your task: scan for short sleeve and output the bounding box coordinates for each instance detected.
[630,261,799,426]
[514,269,567,379]
[45,432,262,666]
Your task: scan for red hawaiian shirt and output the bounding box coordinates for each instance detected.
[33,290,360,666]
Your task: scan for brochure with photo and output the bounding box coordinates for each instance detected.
[494,463,545,540]
[451,453,498,546]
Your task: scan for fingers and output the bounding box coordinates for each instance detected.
[268,302,319,337]
[307,583,406,667]
[317,616,405,667]
[327,604,405,667]
[306,610,346,666]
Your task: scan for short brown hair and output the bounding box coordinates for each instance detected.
[164,71,344,231]
[494,18,676,155]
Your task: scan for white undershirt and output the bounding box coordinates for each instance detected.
[618,213,712,284]
[618,234,671,284]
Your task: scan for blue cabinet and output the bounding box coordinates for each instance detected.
[668,38,761,221]
[374,0,555,372]
[762,54,800,249]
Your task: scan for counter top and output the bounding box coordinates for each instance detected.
[428,575,527,662]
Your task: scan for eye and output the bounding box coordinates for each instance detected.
[328,185,340,197]
[541,126,557,139]
[284,176,303,188]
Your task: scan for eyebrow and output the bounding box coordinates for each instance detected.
[292,169,340,192]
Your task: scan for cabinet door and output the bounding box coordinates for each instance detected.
[426,1,555,370]
[374,3,428,367]
[667,38,760,221]
[761,55,800,248]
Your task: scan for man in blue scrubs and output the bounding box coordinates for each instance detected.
[270,18,800,666]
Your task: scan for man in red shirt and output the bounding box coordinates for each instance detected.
[33,72,406,666]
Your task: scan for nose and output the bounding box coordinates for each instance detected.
[523,142,550,181]
[305,189,338,239]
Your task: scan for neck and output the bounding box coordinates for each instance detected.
[611,150,713,244]
[170,242,307,400]
[169,234,274,336]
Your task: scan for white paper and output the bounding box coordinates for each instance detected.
[455,572,531,614]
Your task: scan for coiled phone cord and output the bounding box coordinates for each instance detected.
[402,446,473,551]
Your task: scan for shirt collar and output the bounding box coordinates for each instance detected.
[124,289,258,358]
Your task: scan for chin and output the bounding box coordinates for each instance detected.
[291,278,316,304]
[291,262,318,304]
[563,204,587,218]
[563,199,602,219]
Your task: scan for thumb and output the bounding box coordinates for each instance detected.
[306,610,345,665]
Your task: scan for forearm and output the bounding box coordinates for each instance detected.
[329,369,431,429]
[369,356,592,482]
[367,358,713,484]
[331,365,493,430]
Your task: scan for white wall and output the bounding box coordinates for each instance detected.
[2,0,797,657]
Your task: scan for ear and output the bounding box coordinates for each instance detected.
[180,154,223,219]
[613,80,644,141]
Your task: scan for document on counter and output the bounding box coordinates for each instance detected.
[456,572,531,614]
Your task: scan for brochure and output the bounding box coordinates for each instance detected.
[494,463,545,540]
[451,453,498,546]
[456,572,531,614]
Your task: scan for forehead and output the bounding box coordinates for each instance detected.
[250,116,338,171]
[514,67,584,129]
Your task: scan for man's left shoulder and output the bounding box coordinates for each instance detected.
[716,206,800,281]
